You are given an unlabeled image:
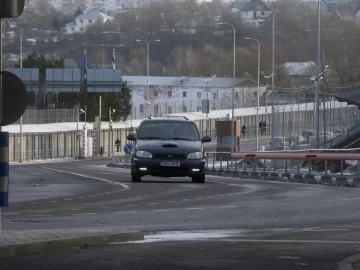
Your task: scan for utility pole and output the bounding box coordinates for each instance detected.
[315,0,321,147]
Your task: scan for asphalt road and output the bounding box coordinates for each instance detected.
[2,158,360,269]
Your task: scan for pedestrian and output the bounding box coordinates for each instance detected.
[242,125,246,138]
[259,121,263,135]
[262,121,266,135]
[115,138,121,152]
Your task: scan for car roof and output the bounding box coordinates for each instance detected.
[141,116,193,122]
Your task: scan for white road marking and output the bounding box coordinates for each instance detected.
[99,206,111,209]
[186,207,204,210]
[153,209,170,212]
[277,256,300,260]
[113,211,136,214]
[73,213,96,215]
[32,210,51,213]
[68,209,82,211]
[64,198,73,201]
[101,173,114,175]
[77,197,84,199]
[251,205,265,207]
[148,202,159,205]
[49,201,58,203]
[220,205,237,208]
[28,214,51,217]
[3,212,21,215]
[31,173,41,175]
[29,202,39,205]
[42,167,130,191]
[126,205,137,207]
[167,201,175,203]
[217,239,360,244]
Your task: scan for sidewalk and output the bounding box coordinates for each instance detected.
[0,228,143,259]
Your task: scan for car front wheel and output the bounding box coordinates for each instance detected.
[131,167,141,182]
[192,174,205,184]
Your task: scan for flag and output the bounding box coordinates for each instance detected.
[83,50,88,82]
[112,48,115,70]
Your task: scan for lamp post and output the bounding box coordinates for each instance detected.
[245,37,261,151]
[217,22,236,153]
[200,75,216,135]
[136,39,160,118]
[315,0,321,147]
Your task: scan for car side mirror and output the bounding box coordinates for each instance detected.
[201,136,211,143]
[126,134,136,141]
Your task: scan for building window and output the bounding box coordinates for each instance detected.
[89,19,92,23]
[253,11,257,17]
[197,92,201,98]
[154,104,159,115]
[212,92,217,99]
[167,106,172,114]
[261,12,265,16]
[182,91,187,98]
[80,27,84,31]
[80,19,83,23]
[197,106,201,111]
[140,104,144,113]
[235,92,239,99]
[153,90,158,97]
[182,106,187,113]
[168,91,172,98]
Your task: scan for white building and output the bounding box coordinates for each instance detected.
[123,76,266,120]
[230,0,272,28]
[64,11,114,34]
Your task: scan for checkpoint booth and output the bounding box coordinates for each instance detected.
[215,119,241,160]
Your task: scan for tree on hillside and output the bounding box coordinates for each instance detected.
[74,7,82,18]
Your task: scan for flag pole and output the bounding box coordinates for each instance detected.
[112,48,115,70]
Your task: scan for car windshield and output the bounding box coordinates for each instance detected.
[138,121,200,141]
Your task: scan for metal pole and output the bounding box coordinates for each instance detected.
[256,40,261,151]
[108,106,111,156]
[146,41,150,117]
[20,32,22,162]
[315,0,321,147]
[85,105,87,125]
[322,48,326,145]
[76,106,79,159]
[271,12,275,151]
[20,115,22,162]
[231,24,236,153]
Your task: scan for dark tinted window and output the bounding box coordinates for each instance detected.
[138,120,200,141]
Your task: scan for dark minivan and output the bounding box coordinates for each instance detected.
[126,117,211,183]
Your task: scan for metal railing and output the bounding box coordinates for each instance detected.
[204,150,360,187]
[316,122,360,149]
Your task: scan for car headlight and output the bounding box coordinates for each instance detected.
[187,152,203,159]
[135,151,152,158]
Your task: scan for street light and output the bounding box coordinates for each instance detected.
[136,39,161,118]
[315,0,321,147]
[200,75,216,137]
[245,37,261,151]
[217,22,236,153]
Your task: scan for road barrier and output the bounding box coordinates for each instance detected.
[205,149,360,187]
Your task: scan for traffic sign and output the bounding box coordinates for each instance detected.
[124,144,132,155]
[0,71,28,126]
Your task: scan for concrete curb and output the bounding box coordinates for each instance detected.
[336,254,360,270]
[0,231,144,259]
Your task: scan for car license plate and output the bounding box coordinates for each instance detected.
[160,161,180,167]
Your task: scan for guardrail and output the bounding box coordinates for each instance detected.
[108,148,360,187]
[111,152,131,167]
[205,150,360,187]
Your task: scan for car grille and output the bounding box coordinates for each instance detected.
[154,153,186,160]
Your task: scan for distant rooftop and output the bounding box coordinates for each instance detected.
[122,76,244,88]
